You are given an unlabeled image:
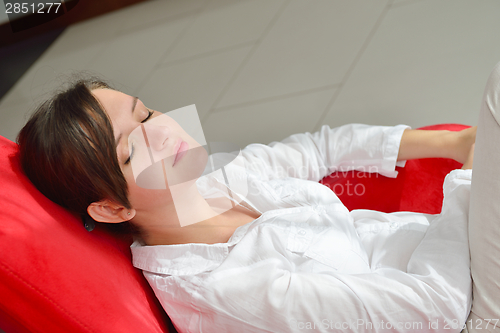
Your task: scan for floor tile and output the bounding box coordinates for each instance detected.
[321,0,500,130]
[215,0,389,109]
[4,0,499,145]
[202,86,336,149]
[136,45,253,119]
[0,101,34,141]
[86,17,191,94]
[391,0,423,6]
[44,6,130,56]
[163,0,285,63]
[117,0,207,33]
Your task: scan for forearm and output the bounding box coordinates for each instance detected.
[397,129,456,161]
[397,127,476,165]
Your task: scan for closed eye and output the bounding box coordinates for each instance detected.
[125,107,153,165]
[124,142,134,165]
[141,108,154,123]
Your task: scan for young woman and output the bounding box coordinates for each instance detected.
[18,70,480,332]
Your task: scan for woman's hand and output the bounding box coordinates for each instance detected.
[450,126,477,164]
[461,143,475,170]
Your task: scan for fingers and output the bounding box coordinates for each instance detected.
[455,126,477,164]
[461,143,475,170]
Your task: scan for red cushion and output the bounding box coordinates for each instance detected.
[0,136,174,333]
[320,124,469,214]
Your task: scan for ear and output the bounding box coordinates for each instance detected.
[87,200,136,223]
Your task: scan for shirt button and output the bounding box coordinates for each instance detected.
[298,229,307,236]
[390,222,398,229]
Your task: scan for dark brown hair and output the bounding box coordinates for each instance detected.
[17,78,131,219]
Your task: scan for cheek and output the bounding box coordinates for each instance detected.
[124,170,173,210]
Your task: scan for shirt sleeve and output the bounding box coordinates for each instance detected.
[240,124,410,182]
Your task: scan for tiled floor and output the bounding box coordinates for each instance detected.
[1,0,500,149]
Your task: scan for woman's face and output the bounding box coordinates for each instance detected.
[92,88,207,214]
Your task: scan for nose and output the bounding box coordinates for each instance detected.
[141,122,171,156]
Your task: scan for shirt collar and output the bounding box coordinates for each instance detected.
[131,214,263,276]
[131,241,230,276]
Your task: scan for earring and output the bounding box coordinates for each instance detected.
[128,212,131,216]
[82,214,95,232]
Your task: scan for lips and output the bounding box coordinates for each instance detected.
[172,139,189,166]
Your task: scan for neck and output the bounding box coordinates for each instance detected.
[134,182,246,246]
[141,213,238,246]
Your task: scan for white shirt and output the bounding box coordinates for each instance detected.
[131,124,472,333]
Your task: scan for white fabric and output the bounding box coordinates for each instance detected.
[465,61,500,333]
[131,123,472,333]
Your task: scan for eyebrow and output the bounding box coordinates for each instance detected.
[115,96,139,146]
[131,96,139,116]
